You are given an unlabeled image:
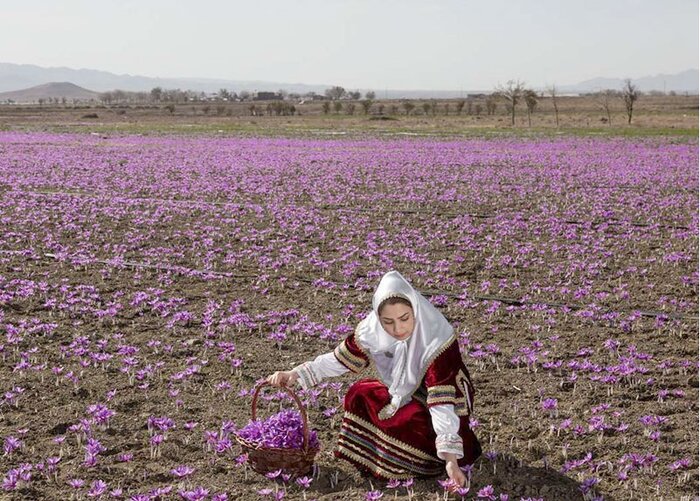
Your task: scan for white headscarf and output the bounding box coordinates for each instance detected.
[356,271,455,419]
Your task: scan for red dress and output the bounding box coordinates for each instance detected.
[332,332,482,479]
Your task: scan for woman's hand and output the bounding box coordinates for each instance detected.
[266,370,299,388]
[444,454,466,490]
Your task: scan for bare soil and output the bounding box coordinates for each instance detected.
[0,133,697,500]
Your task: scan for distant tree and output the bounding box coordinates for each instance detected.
[422,102,431,115]
[325,86,346,100]
[271,102,294,116]
[365,90,376,100]
[150,87,163,103]
[621,78,640,124]
[455,100,466,115]
[504,103,513,118]
[344,103,356,115]
[202,105,211,115]
[402,101,415,115]
[485,94,497,115]
[466,99,473,115]
[38,98,45,107]
[218,89,231,101]
[99,92,113,105]
[430,100,438,116]
[333,101,343,114]
[495,79,525,125]
[598,89,616,126]
[239,90,251,101]
[349,91,361,100]
[443,103,450,115]
[113,90,126,103]
[523,89,538,127]
[389,104,399,115]
[377,103,385,115]
[548,85,560,127]
[474,103,483,116]
[278,89,289,99]
[361,99,373,114]
[322,101,331,115]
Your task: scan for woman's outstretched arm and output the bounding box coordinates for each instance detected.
[267,351,349,389]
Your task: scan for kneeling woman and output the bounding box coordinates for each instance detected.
[267,271,481,486]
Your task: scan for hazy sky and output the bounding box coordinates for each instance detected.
[2,0,698,90]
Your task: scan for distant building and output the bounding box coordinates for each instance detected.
[254,91,282,101]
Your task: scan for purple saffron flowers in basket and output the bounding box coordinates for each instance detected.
[237,409,319,450]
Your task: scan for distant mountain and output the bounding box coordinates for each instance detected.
[0,62,330,95]
[561,69,698,93]
[0,81,99,102]
[0,62,697,99]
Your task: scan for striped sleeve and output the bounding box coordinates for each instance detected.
[427,385,459,407]
[333,332,370,373]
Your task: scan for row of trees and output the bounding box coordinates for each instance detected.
[320,81,642,125]
[496,78,640,125]
[323,86,375,101]
[319,98,498,117]
[98,86,377,105]
[92,81,642,124]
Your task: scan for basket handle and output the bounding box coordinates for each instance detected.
[251,381,311,452]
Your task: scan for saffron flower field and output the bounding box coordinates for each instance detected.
[0,132,697,500]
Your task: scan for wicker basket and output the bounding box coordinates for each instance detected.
[235,382,320,477]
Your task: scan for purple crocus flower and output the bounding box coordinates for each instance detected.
[178,486,209,501]
[477,484,496,499]
[296,476,312,489]
[88,479,108,497]
[171,465,195,477]
[67,478,85,489]
[365,490,383,501]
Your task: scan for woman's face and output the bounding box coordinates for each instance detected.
[379,302,415,340]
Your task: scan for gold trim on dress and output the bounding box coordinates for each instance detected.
[343,412,440,462]
[342,421,425,464]
[338,431,441,474]
[337,443,442,479]
[455,369,473,417]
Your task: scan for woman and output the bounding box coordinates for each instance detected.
[267,271,481,486]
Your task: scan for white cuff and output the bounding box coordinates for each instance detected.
[430,404,463,460]
[435,433,463,459]
[291,362,317,390]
